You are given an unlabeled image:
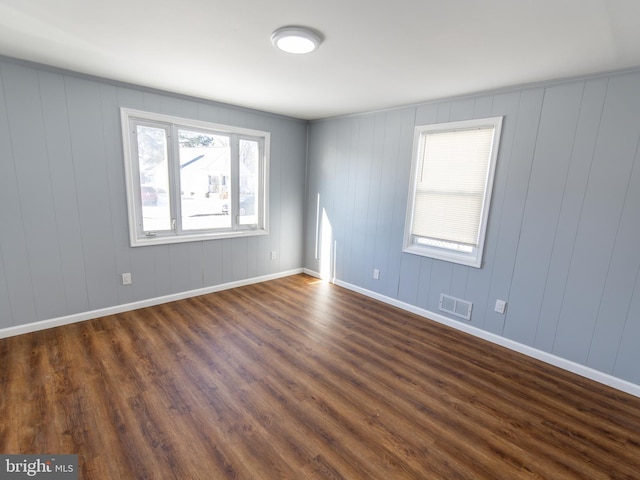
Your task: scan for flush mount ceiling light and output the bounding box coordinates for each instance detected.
[271,26,322,54]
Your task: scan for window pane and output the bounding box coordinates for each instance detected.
[238,139,260,225]
[123,108,270,246]
[136,125,171,232]
[412,126,494,246]
[178,130,232,231]
[403,117,502,267]
[412,191,483,245]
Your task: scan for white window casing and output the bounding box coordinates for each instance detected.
[121,108,270,247]
[403,117,503,268]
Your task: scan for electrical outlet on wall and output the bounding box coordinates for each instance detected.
[495,299,507,314]
[373,269,380,280]
[122,273,132,285]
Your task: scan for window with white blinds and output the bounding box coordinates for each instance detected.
[403,117,502,267]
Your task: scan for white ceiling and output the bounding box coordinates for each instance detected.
[1,0,640,120]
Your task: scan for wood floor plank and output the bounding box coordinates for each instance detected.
[1,274,639,479]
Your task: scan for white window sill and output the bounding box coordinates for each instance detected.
[403,243,482,268]
[130,227,269,247]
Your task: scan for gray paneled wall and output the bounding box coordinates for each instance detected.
[0,58,307,329]
[305,69,640,385]
[2,55,639,388]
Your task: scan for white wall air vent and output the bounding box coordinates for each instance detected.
[439,294,472,321]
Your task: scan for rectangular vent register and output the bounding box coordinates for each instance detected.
[439,294,472,321]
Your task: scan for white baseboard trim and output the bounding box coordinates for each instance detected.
[0,269,304,340]
[303,269,640,398]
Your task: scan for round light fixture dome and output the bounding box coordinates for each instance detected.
[271,26,322,54]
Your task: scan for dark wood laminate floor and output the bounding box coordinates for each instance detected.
[1,274,639,479]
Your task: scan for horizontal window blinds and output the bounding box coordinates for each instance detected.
[411,126,495,246]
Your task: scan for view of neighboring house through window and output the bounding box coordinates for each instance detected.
[403,117,503,268]
[121,108,269,246]
[176,129,232,231]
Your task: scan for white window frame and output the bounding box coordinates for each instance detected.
[121,108,269,247]
[403,117,502,268]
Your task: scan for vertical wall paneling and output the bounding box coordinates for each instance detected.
[386,108,417,299]
[197,103,222,125]
[232,237,250,283]
[503,82,584,345]
[326,118,347,281]
[267,117,283,276]
[0,57,306,330]
[473,96,494,119]
[484,89,544,334]
[427,260,452,313]
[180,99,199,122]
[0,64,34,327]
[534,78,608,351]
[246,236,261,280]
[361,112,386,292]
[2,63,68,320]
[0,90,13,327]
[0,249,11,328]
[279,120,306,272]
[159,95,183,118]
[450,98,475,121]
[100,83,134,306]
[553,72,640,364]
[169,243,193,294]
[372,109,402,296]
[187,242,204,291]
[131,245,158,302]
[349,115,375,287]
[614,272,640,384]
[397,254,421,305]
[38,70,90,315]
[202,240,224,287]
[4,55,640,389]
[414,258,434,311]
[305,67,640,387]
[351,117,367,285]
[342,117,362,285]
[65,76,119,310]
[220,238,234,284]
[153,245,172,298]
[587,130,640,372]
[310,120,336,280]
[303,123,320,273]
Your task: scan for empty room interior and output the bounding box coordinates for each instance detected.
[2,1,640,478]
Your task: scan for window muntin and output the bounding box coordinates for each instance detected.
[403,117,502,268]
[122,108,269,247]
